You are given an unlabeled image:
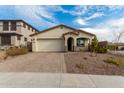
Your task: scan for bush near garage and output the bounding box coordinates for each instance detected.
[0,51,8,60]
[96,46,107,53]
[6,47,28,56]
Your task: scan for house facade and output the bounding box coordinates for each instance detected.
[0,20,38,49]
[31,24,94,52]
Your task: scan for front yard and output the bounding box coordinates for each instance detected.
[0,52,66,72]
[1,50,124,76]
[64,52,124,76]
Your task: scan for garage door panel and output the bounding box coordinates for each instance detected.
[37,39,64,52]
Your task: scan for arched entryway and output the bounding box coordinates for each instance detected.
[67,37,74,51]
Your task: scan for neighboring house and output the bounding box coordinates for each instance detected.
[98,41,108,47]
[108,42,124,50]
[115,43,124,50]
[31,24,95,52]
[0,20,38,49]
[99,41,124,50]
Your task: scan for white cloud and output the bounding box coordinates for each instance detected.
[80,18,124,43]
[106,18,124,27]
[14,5,63,29]
[45,6,68,13]
[107,5,124,11]
[70,6,89,16]
[74,12,104,26]
[85,12,104,20]
[82,27,112,42]
[75,18,87,25]
[68,5,124,17]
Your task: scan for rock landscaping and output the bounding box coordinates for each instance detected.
[64,52,124,76]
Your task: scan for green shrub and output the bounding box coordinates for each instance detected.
[89,39,108,53]
[96,46,107,53]
[107,45,118,50]
[6,47,28,56]
[104,57,124,67]
[90,35,98,52]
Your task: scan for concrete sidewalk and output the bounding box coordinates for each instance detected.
[0,72,124,88]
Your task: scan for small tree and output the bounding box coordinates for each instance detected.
[90,35,98,56]
[112,29,124,54]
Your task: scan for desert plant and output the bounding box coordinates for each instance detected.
[96,46,107,53]
[6,47,28,56]
[90,35,98,56]
[107,45,118,50]
[0,51,8,60]
[83,57,87,60]
[76,63,84,69]
[104,57,124,67]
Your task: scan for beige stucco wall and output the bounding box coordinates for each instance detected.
[32,27,74,39]
[32,27,73,52]
[118,45,124,50]
[77,32,93,51]
[63,32,94,51]
[19,22,36,46]
[32,39,37,52]
[11,36,16,46]
[32,26,94,52]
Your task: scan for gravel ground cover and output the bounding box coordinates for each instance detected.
[64,52,124,76]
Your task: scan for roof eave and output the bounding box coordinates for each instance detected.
[30,24,95,37]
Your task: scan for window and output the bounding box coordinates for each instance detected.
[60,26,64,29]
[23,23,26,28]
[3,21,9,31]
[24,37,27,41]
[28,26,30,30]
[1,35,11,45]
[77,38,85,47]
[32,28,33,32]
[11,21,16,31]
[17,36,21,40]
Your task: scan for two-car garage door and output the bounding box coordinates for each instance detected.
[37,39,65,52]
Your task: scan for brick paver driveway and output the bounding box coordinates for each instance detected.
[0,53,66,73]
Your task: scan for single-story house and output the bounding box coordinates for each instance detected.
[108,42,124,50]
[31,24,95,52]
[99,41,124,50]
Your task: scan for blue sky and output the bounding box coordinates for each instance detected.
[0,5,124,42]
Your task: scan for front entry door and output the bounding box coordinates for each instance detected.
[67,37,74,51]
